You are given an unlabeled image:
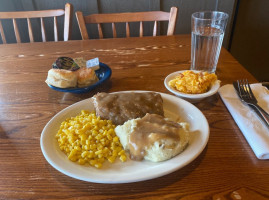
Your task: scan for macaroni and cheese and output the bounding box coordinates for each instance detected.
[168,70,217,94]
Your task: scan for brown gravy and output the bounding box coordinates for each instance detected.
[93,92,164,125]
[128,113,181,161]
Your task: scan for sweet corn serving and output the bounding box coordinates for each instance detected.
[56,110,127,169]
[168,70,217,94]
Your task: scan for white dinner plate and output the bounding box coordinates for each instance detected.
[40,91,209,183]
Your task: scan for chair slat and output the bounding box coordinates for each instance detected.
[167,7,178,35]
[0,10,65,19]
[12,18,21,43]
[84,11,172,23]
[40,17,46,42]
[112,22,116,38]
[126,22,130,38]
[153,21,157,36]
[64,3,73,41]
[139,21,143,37]
[27,18,34,42]
[0,20,7,44]
[54,16,58,42]
[97,23,103,39]
[75,11,89,40]
[112,23,117,38]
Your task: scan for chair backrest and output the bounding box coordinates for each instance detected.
[0,3,73,44]
[75,7,178,39]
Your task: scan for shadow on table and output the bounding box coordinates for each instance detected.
[46,80,112,106]
[193,93,219,110]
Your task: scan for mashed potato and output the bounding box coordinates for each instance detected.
[168,70,217,94]
[115,114,189,162]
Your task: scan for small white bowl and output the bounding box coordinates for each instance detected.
[164,70,221,103]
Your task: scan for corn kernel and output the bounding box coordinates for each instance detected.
[120,155,127,162]
[81,151,88,158]
[90,159,97,166]
[107,134,112,140]
[88,151,94,159]
[118,150,125,156]
[78,158,85,165]
[95,150,102,155]
[113,137,119,142]
[108,156,116,163]
[55,110,126,169]
[95,163,102,169]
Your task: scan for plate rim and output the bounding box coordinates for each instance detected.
[40,91,209,183]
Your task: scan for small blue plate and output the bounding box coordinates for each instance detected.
[47,62,112,94]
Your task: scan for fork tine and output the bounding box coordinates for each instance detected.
[243,79,250,98]
[242,79,249,98]
[242,79,248,97]
[245,79,256,100]
[237,80,244,97]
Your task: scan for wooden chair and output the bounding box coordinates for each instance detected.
[0,3,73,44]
[75,7,178,39]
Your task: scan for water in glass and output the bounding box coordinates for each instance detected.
[191,26,224,73]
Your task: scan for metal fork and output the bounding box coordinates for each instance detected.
[237,79,269,127]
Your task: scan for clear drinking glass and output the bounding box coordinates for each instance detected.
[191,11,229,73]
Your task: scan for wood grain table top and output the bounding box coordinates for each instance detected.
[0,35,268,199]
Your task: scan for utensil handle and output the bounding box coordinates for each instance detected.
[252,104,269,127]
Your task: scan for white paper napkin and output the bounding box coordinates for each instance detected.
[218,83,269,159]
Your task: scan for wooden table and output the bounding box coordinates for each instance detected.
[0,35,268,199]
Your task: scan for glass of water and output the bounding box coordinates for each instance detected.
[191,11,229,73]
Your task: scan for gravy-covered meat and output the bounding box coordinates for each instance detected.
[93,92,164,125]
